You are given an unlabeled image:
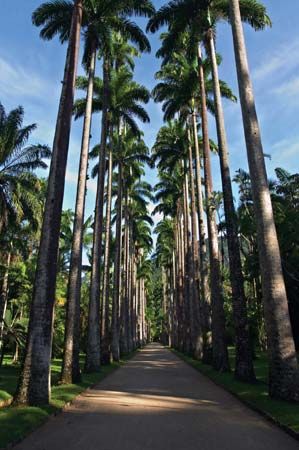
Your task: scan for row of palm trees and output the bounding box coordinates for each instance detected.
[2,0,298,408]
[9,0,156,406]
[149,0,299,402]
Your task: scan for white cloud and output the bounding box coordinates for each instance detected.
[253,38,299,81]
[0,56,57,100]
[271,137,299,161]
[272,77,299,98]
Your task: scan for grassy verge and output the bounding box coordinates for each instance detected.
[0,353,135,449]
[173,348,299,437]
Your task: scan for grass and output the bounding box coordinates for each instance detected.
[0,353,134,449]
[173,348,299,437]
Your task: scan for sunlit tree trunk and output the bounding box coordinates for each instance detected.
[61,44,96,384]
[14,0,83,405]
[229,0,299,399]
[187,127,202,358]
[85,56,111,372]
[111,162,123,361]
[191,110,211,362]
[120,196,129,355]
[101,145,113,365]
[207,32,255,382]
[197,45,229,372]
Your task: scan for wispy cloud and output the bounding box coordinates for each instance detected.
[272,77,299,98]
[271,137,299,161]
[0,56,58,101]
[253,38,299,81]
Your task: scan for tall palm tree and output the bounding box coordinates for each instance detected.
[229,0,299,400]
[85,7,153,371]
[74,66,150,363]
[110,132,151,359]
[148,0,270,377]
[0,103,50,235]
[14,0,83,406]
[152,52,234,368]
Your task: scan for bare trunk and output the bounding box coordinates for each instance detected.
[183,167,192,353]
[229,0,299,399]
[85,57,110,372]
[101,146,113,365]
[120,198,129,355]
[177,210,185,350]
[191,110,210,352]
[14,0,82,405]
[111,162,123,361]
[208,33,255,381]
[61,45,96,384]
[187,127,202,358]
[131,255,137,349]
[197,45,229,372]
[0,250,11,358]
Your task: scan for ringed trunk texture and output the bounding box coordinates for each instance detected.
[229,0,299,400]
[192,111,211,362]
[14,0,82,406]
[61,45,96,384]
[208,33,255,382]
[187,127,202,358]
[111,162,123,361]
[85,57,110,373]
[197,45,229,372]
[183,167,192,354]
[101,146,113,365]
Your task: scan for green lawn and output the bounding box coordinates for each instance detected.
[0,354,134,449]
[174,348,299,437]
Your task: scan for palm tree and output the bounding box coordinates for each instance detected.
[0,103,50,356]
[85,6,153,371]
[148,0,270,377]
[14,0,83,406]
[0,103,50,235]
[124,179,153,350]
[75,65,150,363]
[110,132,151,359]
[152,52,234,368]
[229,0,299,400]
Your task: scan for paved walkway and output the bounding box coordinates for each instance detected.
[14,343,299,450]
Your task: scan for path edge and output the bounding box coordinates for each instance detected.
[170,348,299,443]
[2,351,138,450]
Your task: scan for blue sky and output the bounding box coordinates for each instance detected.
[1,0,299,226]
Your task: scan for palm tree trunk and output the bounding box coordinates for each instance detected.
[14,0,83,406]
[177,208,185,351]
[183,166,192,353]
[131,253,137,349]
[208,32,255,382]
[101,146,113,365]
[171,250,177,347]
[61,44,96,384]
[191,110,211,362]
[111,162,123,361]
[120,196,129,355]
[229,0,299,399]
[197,44,229,372]
[187,127,202,358]
[85,56,110,373]
[0,249,11,360]
[128,224,134,350]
